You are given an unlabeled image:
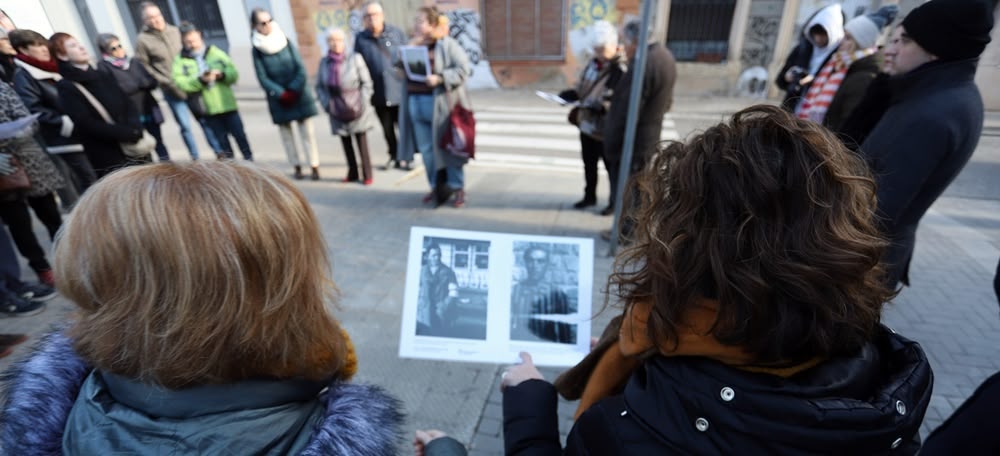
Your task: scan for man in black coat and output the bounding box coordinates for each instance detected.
[601,19,676,219]
[861,0,995,288]
[354,1,407,170]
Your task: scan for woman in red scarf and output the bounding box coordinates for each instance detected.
[797,5,898,130]
[9,29,96,200]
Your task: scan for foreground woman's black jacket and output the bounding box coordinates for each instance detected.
[504,325,933,455]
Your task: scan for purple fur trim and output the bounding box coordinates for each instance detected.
[0,328,90,455]
[299,382,406,456]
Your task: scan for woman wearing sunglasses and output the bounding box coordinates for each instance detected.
[96,33,169,163]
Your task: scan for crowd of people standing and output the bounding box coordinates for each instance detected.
[0,0,998,454]
[0,0,473,358]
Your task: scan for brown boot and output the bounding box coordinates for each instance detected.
[311,167,320,181]
[453,189,466,208]
[293,166,303,180]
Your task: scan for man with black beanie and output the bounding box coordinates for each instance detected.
[860,0,996,288]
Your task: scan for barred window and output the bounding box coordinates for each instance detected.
[666,0,737,63]
[484,0,566,61]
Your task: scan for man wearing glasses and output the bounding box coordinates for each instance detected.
[354,1,408,170]
[134,1,221,160]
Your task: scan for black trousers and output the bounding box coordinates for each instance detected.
[53,152,97,193]
[374,104,399,161]
[580,133,610,203]
[341,133,372,181]
[0,194,61,273]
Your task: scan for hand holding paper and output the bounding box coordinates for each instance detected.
[500,352,544,391]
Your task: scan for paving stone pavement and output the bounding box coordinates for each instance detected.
[0,91,997,455]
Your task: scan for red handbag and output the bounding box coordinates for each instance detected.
[439,86,475,159]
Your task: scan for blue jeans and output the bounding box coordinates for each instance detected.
[163,92,223,160]
[409,94,463,190]
[206,111,253,160]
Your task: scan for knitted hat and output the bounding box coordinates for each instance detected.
[844,5,899,49]
[902,0,995,61]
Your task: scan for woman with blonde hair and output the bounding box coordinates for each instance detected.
[0,161,403,454]
[397,6,471,207]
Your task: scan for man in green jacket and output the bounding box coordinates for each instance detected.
[172,22,252,160]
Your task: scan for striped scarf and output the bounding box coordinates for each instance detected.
[797,49,875,124]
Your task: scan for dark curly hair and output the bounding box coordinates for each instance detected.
[609,104,892,365]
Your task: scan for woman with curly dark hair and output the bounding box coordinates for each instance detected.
[489,105,933,455]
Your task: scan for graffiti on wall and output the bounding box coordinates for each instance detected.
[313,0,364,51]
[570,0,616,30]
[740,14,780,67]
[445,9,482,65]
[568,0,618,59]
[445,8,498,89]
[737,0,783,97]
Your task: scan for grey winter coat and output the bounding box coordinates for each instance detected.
[0,330,404,455]
[861,59,985,287]
[0,80,65,197]
[315,53,378,136]
[252,40,319,125]
[396,37,472,170]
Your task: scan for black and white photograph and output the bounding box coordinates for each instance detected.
[415,236,490,340]
[399,45,430,82]
[400,227,592,366]
[510,242,579,344]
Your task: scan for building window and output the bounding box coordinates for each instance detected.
[666,0,737,63]
[483,0,565,61]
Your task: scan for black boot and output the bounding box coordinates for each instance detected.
[294,165,303,180]
[573,196,597,209]
[311,167,320,181]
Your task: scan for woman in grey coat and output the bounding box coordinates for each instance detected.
[251,8,320,180]
[316,28,378,185]
[397,7,471,207]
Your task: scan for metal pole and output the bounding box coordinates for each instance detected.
[608,0,656,256]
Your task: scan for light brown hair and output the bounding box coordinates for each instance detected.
[55,162,351,388]
[418,6,442,28]
[610,104,892,365]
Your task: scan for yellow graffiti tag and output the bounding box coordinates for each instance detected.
[313,10,350,33]
[570,0,618,30]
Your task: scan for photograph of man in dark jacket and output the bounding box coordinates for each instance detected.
[355,0,407,170]
[861,0,995,288]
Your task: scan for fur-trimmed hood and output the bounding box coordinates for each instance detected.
[0,330,404,455]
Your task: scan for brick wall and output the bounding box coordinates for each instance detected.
[289,0,322,77]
